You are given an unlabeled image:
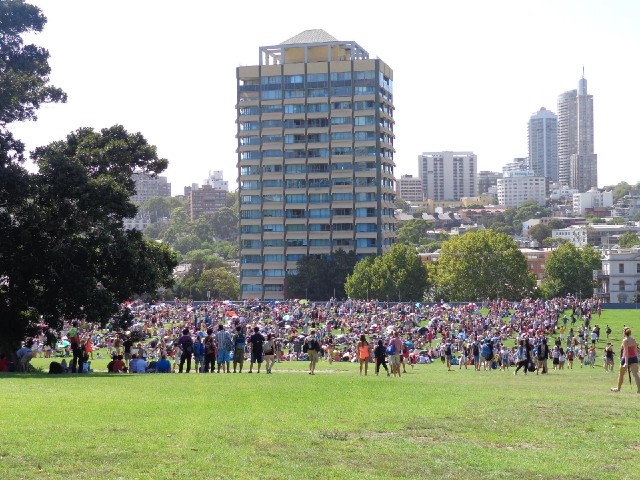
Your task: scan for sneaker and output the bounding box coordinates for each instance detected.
[513,371,517,376]
[611,388,619,392]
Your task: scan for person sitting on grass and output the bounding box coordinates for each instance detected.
[16,339,35,372]
[156,355,171,373]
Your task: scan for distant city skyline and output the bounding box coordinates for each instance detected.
[9,0,640,195]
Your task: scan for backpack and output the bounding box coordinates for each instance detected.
[49,361,63,374]
[386,343,396,355]
[444,343,452,356]
[235,333,246,349]
[204,336,215,354]
[264,340,273,354]
[481,344,491,359]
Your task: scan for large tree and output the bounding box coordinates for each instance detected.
[395,218,434,246]
[1,126,178,352]
[345,244,428,302]
[285,250,358,300]
[543,243,600,298]
[428,230,536,301]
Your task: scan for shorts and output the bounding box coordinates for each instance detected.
[308,350,319,363]
[217,349,231,364]
[233,348,244,364]
[445,354,453,362]
[389,354,400,366]
[251,352,263,364]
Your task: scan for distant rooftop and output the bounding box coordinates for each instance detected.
[280,29,338,45]
[258,29,369,66]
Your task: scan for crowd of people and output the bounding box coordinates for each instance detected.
[2,295,638,393]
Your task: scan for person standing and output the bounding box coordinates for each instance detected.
[611,327,640,394]
[203,328,216,373]
[67,321,82,374]
[215,324,232,373]
[357,334,371,376]
[232,325,246,373]
[373,339,390,376]
[248,326,264,373]
[304,329,321,375]
[388,331,403,377]
[193,336,205,373]
[178,328,193,373]
[123,335,133,371]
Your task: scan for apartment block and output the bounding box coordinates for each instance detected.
[236,30,396,300]
[419,151,477,201]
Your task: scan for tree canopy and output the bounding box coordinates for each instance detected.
[1,125,178,351]
[345,244,428,302]
[428,230,535,301]
[543,243,601,298]
[618,231,640,248]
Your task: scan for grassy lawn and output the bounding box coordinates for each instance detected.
[1,309,639,480]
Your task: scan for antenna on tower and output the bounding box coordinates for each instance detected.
[582,66,585,78]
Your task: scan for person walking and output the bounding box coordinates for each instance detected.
[611,327,640,394]
[514,339,531,375]
[373,339,390,376]
[263,333,276,374]
[304,330,321,375]
[357,334,371,376]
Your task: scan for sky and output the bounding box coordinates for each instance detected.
[10,0,640,196]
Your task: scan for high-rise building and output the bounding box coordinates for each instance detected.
[236,30,396,300]
[418,151,477,201]
[557,73,597,191]
[130,173,171,204]
[396,174,423,202]
[528,107,558,182]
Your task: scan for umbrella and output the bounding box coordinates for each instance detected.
[226,310,237,317]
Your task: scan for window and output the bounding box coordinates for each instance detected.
[264,254,284,262]
[619,280,626,291]
[619,263,625,274]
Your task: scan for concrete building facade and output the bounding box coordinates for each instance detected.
[496,171,546,207]
[188,185,227,221]
[236,30,396,300]
[396,174,423,202]
[419,151,477,201]
[594,248,640,304]
[131,173,171,204]
[572,187,613,216]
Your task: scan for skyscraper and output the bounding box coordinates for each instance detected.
[557,73,597,192]
[236,30,396,300]
[528,107,558,182]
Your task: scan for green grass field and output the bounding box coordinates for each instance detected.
[2,309,639,480]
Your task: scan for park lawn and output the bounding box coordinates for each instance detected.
[2,309,638,480]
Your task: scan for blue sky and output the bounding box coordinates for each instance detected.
[11,0,640,195]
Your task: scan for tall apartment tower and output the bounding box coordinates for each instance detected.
[418,151,477,201]
[557,73,597,192]
[528,107,558,182]
[236,30,396,300]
